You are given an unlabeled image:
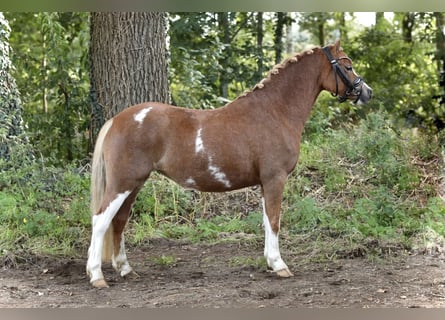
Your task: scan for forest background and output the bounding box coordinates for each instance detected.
[1,12,444,261]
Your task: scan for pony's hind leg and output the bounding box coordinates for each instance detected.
[110,191,139,278]
[87,190,131,288]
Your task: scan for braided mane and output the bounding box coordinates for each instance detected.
[237,47,317,99]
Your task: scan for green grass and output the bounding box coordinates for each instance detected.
[1,111,444,262]
[149,254,178,267]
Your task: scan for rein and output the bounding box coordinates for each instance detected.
[322,46,363,103]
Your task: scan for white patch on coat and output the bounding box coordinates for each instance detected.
[87,190,131,283]
[195,128,204,153]
[208,156,231,188]
[194,129,231,189]
[185,177,196,186]
[133,107,153,127]
[262,197,288,272]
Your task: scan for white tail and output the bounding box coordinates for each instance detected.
[90,119,114,262]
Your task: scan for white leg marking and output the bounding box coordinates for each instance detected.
[112,234,133,277]
[195,128,204,153]
[133,107,153,127]
[87,191,131,283]
[262,197,288,272]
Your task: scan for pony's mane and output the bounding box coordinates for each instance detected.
[237,46,321,99]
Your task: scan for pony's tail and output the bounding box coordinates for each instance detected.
[91,119,114,263]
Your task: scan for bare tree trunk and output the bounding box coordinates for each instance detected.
[375,12,385,25]
[434,12,445,201]
[217,12,230,99]
[317,21,325,46]
[402,13,415,43]
[255,12,264,81]
[435,12,445,72]
[274,12,285,65]
[337,12,347,42]
[89,12,169,146]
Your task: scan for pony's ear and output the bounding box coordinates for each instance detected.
[334,39,341,52]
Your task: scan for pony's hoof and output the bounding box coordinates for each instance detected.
[276,268,294,278]
[91,279,109,288]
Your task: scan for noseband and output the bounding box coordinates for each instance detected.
[322,46,363,103]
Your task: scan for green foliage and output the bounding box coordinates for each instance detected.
[1,12,445,261]
[169,12,288,108]
[0,156,90,256]
[345,14,442,132]
[0,12,31,163]
[5,12,90,164]
[284,112,444,252]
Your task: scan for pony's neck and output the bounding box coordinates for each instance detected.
[240,48,325,129]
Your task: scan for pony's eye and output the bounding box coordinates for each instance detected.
[345,65,353,72]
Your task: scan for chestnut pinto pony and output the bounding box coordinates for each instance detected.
[87,40,372,288]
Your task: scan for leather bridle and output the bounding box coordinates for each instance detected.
[322,46,363,103]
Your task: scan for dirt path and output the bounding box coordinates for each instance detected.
[1,238,444,308]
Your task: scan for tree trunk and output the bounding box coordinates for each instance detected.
[89,12,170,146]
[274,12,285,65]
[375,12,385,25]
[402,13,415,43]
[255,12,264,81]
[337,12,347,42]
[217,12,230,99]
[435,12,445,72]
[317,21,325,46]
[434,12,445,200]
[435,12,445,120]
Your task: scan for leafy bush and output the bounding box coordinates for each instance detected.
[0,157,90,256]
[283,111,444,252]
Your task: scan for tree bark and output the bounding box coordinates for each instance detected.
[256,12,264,81]
[89,12,169,146]
[375,12,385,26]
[434,12,445,199]
[217,12,230,99]
[435,12,445,71]
[274,12,285,65]
[435,12,445,117]
[402,13,415,43]
[337,12,347,42]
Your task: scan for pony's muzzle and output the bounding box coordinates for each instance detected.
[356,82,373,104]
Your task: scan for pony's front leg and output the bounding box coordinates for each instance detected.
[261,177,294,277]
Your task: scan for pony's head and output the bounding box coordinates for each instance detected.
[322,40,373,104]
